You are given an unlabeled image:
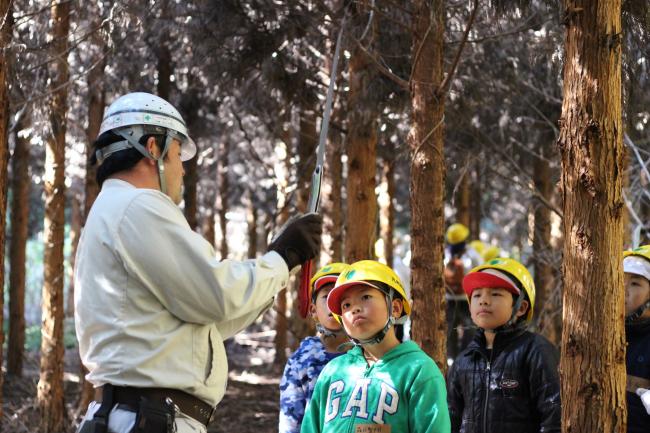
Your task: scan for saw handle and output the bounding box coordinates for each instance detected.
[299,259,314,318]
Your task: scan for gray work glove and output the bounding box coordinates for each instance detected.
[268,213,322,270]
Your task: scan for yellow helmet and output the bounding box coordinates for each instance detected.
[327,260,411,318]
[446,223,470,245]
[463,257,536,322]
[624,245,650,261]
[309,262,349,302]
[469,240,485,255]
[482,245,501,262]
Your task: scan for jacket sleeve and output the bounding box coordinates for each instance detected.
[300,374,324,433]
[117,192,289,325]
[527,337,561,433]
[409,364,451,433]
[280,353,306,433]
[447,359,464,433]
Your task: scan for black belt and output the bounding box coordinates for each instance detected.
[95,386,215,426]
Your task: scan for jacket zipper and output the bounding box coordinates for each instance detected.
[482,352,493,433]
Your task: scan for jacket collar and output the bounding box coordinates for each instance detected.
[464,323,528,359]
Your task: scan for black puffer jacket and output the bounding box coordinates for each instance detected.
[626,318,650,433]
[447,326,561,433]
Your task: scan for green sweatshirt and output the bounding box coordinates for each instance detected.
[301,341,451,433]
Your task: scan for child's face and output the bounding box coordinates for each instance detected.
[311,283,342,330]
[339,285,402,340]
[469,287,527,330]
[624,273,650,317]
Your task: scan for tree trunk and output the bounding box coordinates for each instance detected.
[7,113,29,377]
[324,125,344,263]
[345,3,379,263]
[558,2,626,432]
[216,140,230,259]
[469,163,481,240]
[67,191,81,317]
[38,2,70,431]
[380,151,396,267]
[247,189,258,258]
[456,170,470,229]
[408,0,447,373]
[0,0,14,418]
[532,142,553,323]
[274,114,292,365]
[180,89,200,230]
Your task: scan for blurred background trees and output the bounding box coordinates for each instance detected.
[0,0,648,432]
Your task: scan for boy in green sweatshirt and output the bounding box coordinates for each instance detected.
[301,260,451,433]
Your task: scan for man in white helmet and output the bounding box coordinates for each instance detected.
[74,92,322,433]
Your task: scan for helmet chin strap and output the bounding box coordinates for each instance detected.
[109,127,174,195]
[626,298,650,324]
[492,291,527,334]
[316,323,345,339]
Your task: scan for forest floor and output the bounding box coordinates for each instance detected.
[3,315,290,433]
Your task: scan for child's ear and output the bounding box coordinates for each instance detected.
[309,303,318,321]
[391,299,404,318]
[515,299,530,318]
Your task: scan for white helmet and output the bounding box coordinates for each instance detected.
[96,92,197,163]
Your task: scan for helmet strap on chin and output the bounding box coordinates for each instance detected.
[493,290,526,333]
[316,323,345,339]
[626,298,650,324]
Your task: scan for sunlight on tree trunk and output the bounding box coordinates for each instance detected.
[8,114,29,377]
[38,2,70,431]
[379,149,396,267]
[408,0,447,374]
[558,1,626,432]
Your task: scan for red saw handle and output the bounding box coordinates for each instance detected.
[298,259,314,318]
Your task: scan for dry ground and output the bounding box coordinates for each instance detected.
[3,317,290,433]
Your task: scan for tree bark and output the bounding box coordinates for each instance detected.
[180,88,200,230]
[0,0,14,418]
[216,139,230,259]
[67,191,81,317]
[456,170,470,229]
[345,3,379,263]
[380,151,396,267]
[7,113,29,377]
[408,0,447,373]
[247,189,258,258]
[558,1,626,432]
[324,125,344,263]
[38,2,70,431]
[469,161,481,239]
[532,142,553,323]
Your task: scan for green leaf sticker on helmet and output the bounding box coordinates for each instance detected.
[345,269,356,280]
[488,259,502,265]
[322,266,332,273]
[144,114,152,121]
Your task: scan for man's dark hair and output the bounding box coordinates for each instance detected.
[91,131,165,187]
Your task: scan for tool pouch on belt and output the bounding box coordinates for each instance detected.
[129,397,176,433]
[78,385,114,433]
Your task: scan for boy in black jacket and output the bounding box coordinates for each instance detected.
[447,257,560,433]
[623,245,650,433]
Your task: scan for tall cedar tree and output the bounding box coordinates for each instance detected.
[38,2,70,431]
[0,0,14,419]
[558,1,627,432]
[408,0,447,372]
[345,1,379,263]
[8,114,29,376]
